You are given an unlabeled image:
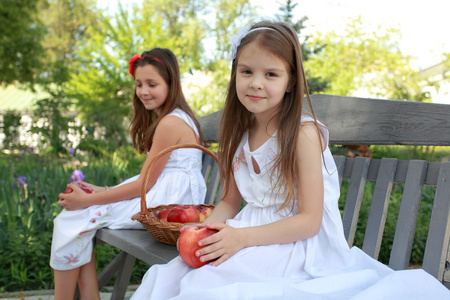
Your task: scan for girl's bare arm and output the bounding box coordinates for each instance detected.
[197,123,325,266]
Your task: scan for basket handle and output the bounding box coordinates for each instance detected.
[140,143,219,215]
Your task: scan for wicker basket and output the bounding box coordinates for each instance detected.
[132,144,218,245]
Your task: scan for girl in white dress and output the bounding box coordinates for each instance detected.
[131,22,450,299]
[50,48,207,300]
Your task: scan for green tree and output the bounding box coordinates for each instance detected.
[305,17,428,101]
[187,0,253,115]
[276,0,328,93]
[29,0,99,154]
[0,0,46,86]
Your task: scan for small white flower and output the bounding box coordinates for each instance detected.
[227,25,251,61]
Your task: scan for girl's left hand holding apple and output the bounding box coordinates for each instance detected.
[196,222,247,267]
[58,183,92,211]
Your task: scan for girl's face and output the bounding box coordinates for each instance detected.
[134,64,169,116]
[236,41,290,120]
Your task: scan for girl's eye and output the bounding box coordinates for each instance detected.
[266,72,277,77]
[241,69,252,75]
[135,83,142,87]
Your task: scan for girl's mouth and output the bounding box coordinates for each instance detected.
[247,95,265,101]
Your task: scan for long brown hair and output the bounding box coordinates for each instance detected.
[219,21,320,211]
[129,48,205,153]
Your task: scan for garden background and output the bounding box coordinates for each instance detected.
[1,0,450,294]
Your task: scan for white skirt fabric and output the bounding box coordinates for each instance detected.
[131,229,449,300]
[50,148,206,270]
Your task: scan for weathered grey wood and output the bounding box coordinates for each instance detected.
[388,160,427,270]
[198,110,221,143]
[362,158,398,259]
[96,229,178,265]
[333,155,346,186]
[97,251,132,289]
[110,253,136,300]
[203,156,221,205]
[423,162,450,281]
[342,157,370,246]
[198,94,450,146]
[307,94,450,146]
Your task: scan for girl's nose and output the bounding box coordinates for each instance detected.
[141,86,150,95]
[250,76,263,90]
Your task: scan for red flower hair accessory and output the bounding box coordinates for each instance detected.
[129,54,143,76]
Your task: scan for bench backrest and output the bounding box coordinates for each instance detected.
[200,94,450,146]
[335,156,450,287]
[198,94,450,288]
[201,152,222,205]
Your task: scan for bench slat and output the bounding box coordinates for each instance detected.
[96,229,178,265]
[342,157,370,246]
[333,155,346,186]
[362,158,398,259]
[423,162,450,281]
[389,160,427,270]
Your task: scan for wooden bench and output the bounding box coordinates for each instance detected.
[94,94,450,299]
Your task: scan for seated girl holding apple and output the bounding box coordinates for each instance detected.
[50,48,207,300]
[130,21,450,300]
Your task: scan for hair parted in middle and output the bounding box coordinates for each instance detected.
[218,20,320,212]
[129,48,205,153]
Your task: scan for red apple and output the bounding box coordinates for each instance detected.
[177,225,218,268]
[193,205,203,211]
[157,209,171,221]
[64,182,93,194]
[198,207,213,222]
[167,205,200,223]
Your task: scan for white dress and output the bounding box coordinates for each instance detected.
[131,116,450,299]
[50,109,206,270]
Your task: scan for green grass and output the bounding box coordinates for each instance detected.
[0,148,145,292]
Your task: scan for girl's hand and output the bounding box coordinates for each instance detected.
[195,222,247,267]
[58,183,91,211]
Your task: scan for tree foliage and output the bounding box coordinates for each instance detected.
[28,0,100,154]
[275,0,328,93]
[305,17,430,101]
[0,0,46,86]
[185,0,253,116]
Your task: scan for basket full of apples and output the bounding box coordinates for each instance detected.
[132,144,219,246]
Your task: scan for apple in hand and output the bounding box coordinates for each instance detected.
[64,182,93,194]
[177,225,218,268]
[198,207,213,222]
[167,205,200,223]
[157,209,171,221]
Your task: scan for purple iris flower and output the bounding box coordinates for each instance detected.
[69,169,85,183]
[14,176,27,188]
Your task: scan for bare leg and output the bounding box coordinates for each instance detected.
[78,251,100,300]
[54,267,80,300]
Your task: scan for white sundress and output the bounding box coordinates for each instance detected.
[130,116,450,300]
[50,109,206,270]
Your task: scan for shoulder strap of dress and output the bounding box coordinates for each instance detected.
[300,115,330,146]
[167,108,200,136]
